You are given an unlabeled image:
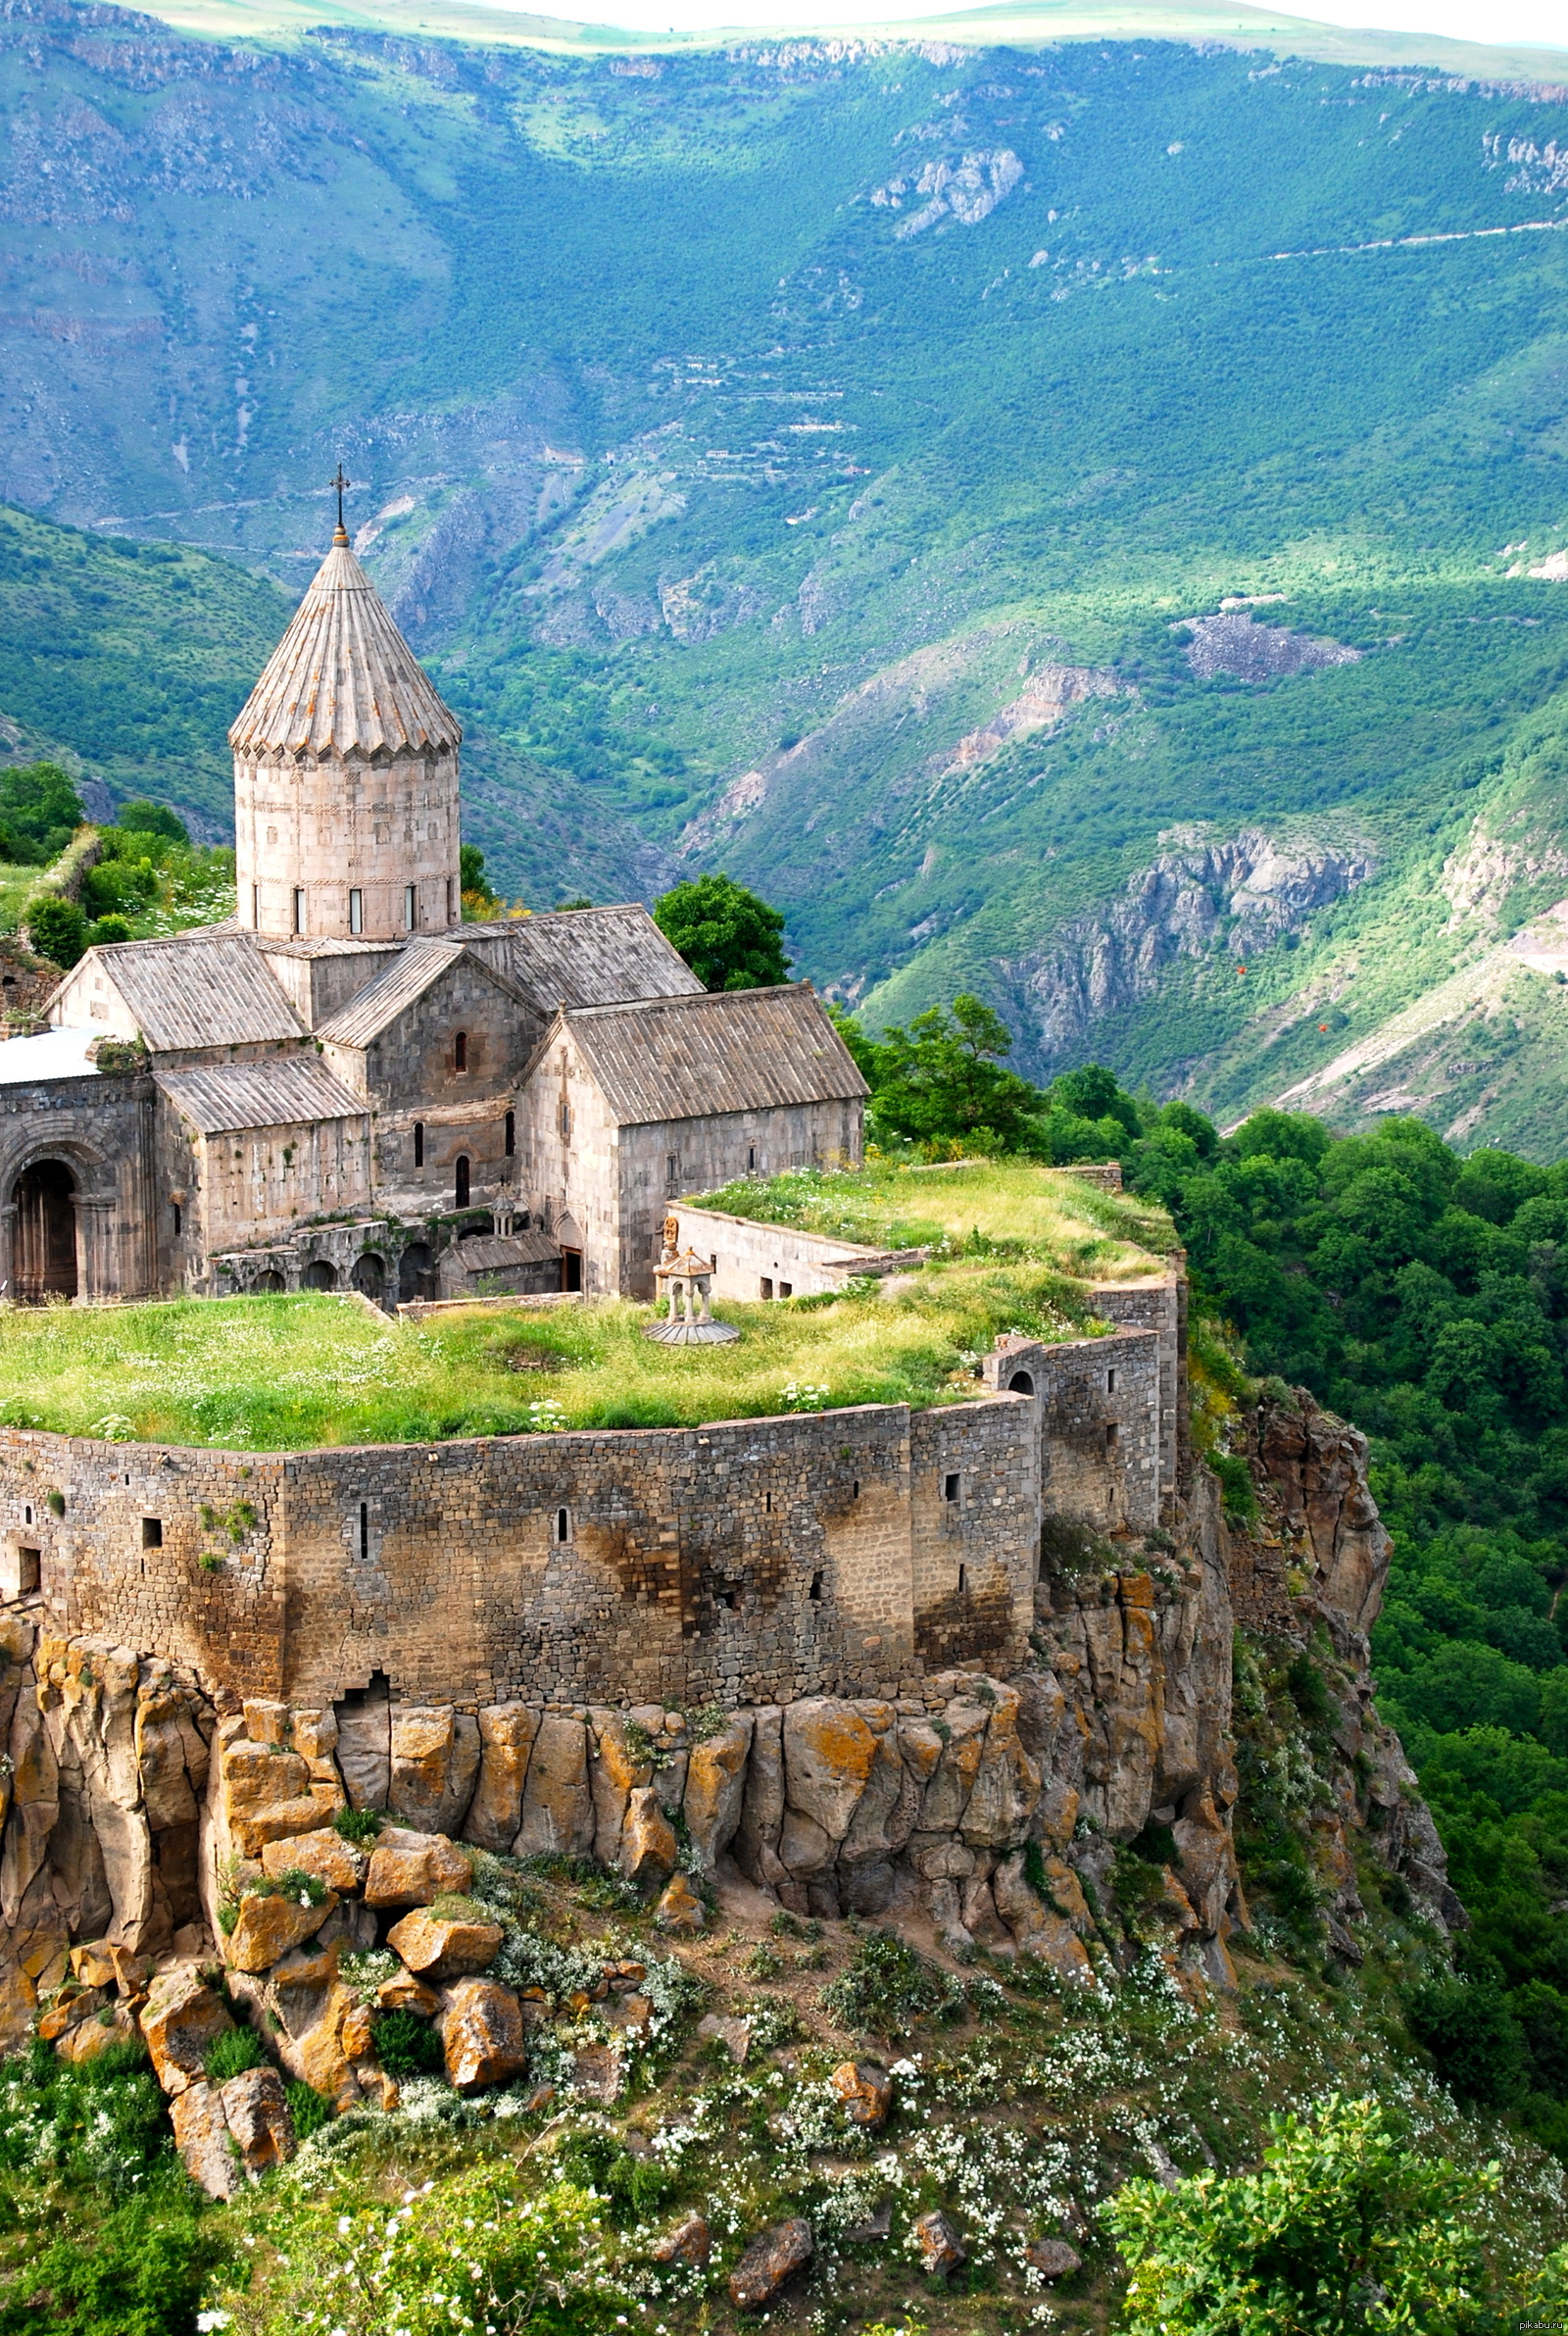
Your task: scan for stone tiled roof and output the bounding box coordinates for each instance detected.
[456,1231,560,1270]
[463,905,704,1012]
[229,540,461,760]
[78,934,307,1053]
[317,936,526,1051]
[557,984,868,1126]
[158,1056,368,1135]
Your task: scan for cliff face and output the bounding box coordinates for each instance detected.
[0,1385,1452,2124]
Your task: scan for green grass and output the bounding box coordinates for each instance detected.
[694,1157,1173,1274]
[0,1266,1110,1449]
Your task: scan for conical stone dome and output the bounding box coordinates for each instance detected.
[232,527,464,946]
[229,538,461,761]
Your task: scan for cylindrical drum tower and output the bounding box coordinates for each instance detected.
[229,521,463,943]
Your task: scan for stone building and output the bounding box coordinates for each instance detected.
[0,516,865,1304]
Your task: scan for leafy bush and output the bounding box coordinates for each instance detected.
[1106,2093,1557,2334]
[556,2129,675,2226]
[332,1805,384,1845]
[202,2026,267,2082]
[27,895,86,969]
[368,2008,446,2078]
[0,2039,226,2335]
[1404,1974,1528,2109]
[819,1930,962,2037]
[283,2079,334,2141]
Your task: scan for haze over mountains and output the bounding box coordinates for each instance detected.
[4,0,1568,1146]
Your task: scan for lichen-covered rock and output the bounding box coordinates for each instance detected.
[171,2080,238,2199]
[652,2212,711,2266]
[514,1715,594,1860]
[363,1829,473,1908]
[377,1967,442,2015]
[441,1977,527,2092]
[829,2060,893,2127]
[264,1940,364,2112]
[220,2063,294,2174]
[226,1886,338,1973]
[139,1966,232,2095]
[992,1852,1094,1982]
[385,1907,503,1981]
[783,1701,876,1842]
[732,1705,786,1891]
[389,1707,481,1837]
[682,1714,754,1871]
[589,1712,653,1866]
[653,1871,706,1933]
[1025,2238,1082,2280]
[729,2218,812,2310]
[57,1996,139,2061]
[464,1705,538,1854]
[619,1787,677,1890]
[913,2211,966,2276]
[261,1827,365,1896]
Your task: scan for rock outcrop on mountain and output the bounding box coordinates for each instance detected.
[1003,825,1376,1078]
[1177,613,1363,683]
[0,1355,1452,2194]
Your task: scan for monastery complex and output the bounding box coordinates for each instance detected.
[0,516,866,1310]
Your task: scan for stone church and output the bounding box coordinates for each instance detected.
[0,518,865,1308]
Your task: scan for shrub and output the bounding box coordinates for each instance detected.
[202,2026,267,2081]
[284,2079,334,2140]
[331,1806,384,1845]
[27,895,87,970]
[1404,1973,1527,2108]
[1210,1450,1260,1527]
[1106,2093,1532,2333]
[819,1930,961,2037]
[556,2129,675,2226]
[368,2008,446,2078]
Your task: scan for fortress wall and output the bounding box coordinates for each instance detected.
[909,1396,1039,1669]
[1092,1268,1186,1499]
[0,1428,286,1693]
[1036,1329,1163,1534]
[673,1203,920,1302]
[1,1397,1039,1710]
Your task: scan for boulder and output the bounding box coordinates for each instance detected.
[171,2080,239,2199]
[589,1713,653,1866]
[681,1714,754,1871]
[441,1977,528,2093]
[961,1687,1043,1849]
[138,1967,233,2097]
[991,1853,1093,1984]
[514,1715,594,1860]
[377,1968,442,2016]
[697,2012,751,2063]
[829,2060,893,2128]
[782,1701,877,1842]
[917,1701,990,1833]
[1025,2238,1082,2281]
[619,1787,677,1890]
[385,1907,503,1982]
[334,1689,391,1813]
[732,1706,786,1890]
[464,1705,539,1854]
[58,1998,139,2062]
[364,1829,473,1908]
[226,1886,338,1973]
[729,2218,812,2310]
[220,2064,295,2174]
[267,1940,364,2112]
[652,2212,711,2267]
[261,1827,365,1896]
[389,1707,482,1837]
[570,2042,621,2101]
[653,1871,706,1934]
[913,2211,966,2276]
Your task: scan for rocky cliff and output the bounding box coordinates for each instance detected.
[0,1377,1456,2192]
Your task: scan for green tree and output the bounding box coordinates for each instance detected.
[654,873,791,992]
[1106,2094,1543,2334]
[868,993,1043,1153]
[460,843,502,918]
[0,763,84,865]
[113,799,188,844]
[27,896,87,970]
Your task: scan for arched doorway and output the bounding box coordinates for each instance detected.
[351,1252,387,1306]
[304,1259,338,1291]
[1007,1369,1035,1397]
[13,1161,77,1303]
[252,1269,285,1294]
[398,1243,434,1305]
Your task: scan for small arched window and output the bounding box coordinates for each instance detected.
[455,1155,470,1210]
[454,1031,467,1072]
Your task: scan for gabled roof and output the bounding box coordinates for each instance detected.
[65,933,307,1053]
[464,904,704,1013]
[317,936,526,1051]
[158,1056,368,1136]
[229,537,461,761]
[548,984,868,1127]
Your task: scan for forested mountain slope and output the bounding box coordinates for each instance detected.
[4,0,1568,1139]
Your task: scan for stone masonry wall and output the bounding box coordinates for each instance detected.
[673,1204,923,1303]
